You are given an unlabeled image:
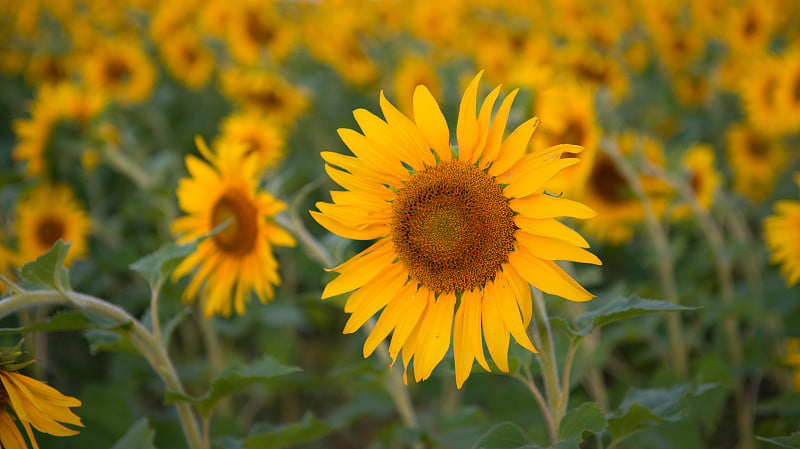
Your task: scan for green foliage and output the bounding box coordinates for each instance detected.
[130,240,198,291]
[558,402,606,440]
[19,239,72,292]
[109,418,156,449]
[758,433,800,448]
[242,414,334,449]
[469,422,538,449]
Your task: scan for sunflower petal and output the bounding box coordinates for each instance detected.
[509,194,597,219]
[480,89,519,169]
[470,84,502,164]
[481,283,510,372]
[515,217,590,248]
[413,85,451,161]
[414,292,456,381]
[502,158,581,198]
[488,117,540,177]
[509,250,594,302]
[321,242,396,298]
[453,300,474,389]
[457,71,483,162]
[516,231,602,265]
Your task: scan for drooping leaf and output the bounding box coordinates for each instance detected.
[19,239,71,292]
[109,417,155,449]
[130,240,198,291]
[558,402,607,440]
[166,356,301,415]
[0,311,92,335]
[758,433,800,448]
[243,413,333,449]
[469,422,539,449]
[560,296,698,337]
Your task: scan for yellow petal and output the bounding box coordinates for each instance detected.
[509,194,597,219]
[480,89,519,169]
[321,151,395,185]
[338,127,408,183]
[453,300,474,389]
[488,117,539,177]
[462,289,490,371]
[310,210,388,240]
[413,85,451,161]
[508,250,594,302]
[515,232,602,265]
[414,292,456,381]
[470,84,502,164]
[0,411,29,449]
[494,272,536,352]
[502,158,581,198]
[389,285,431,363]
[363,282,419,357]
[514,217,590,248]
[379,91,437,168]
[324,164,394,200]
[321,242,396,298]
[457,71,483,162]
[343,265,408,333]
[353,106,424,172]
[504,265,532,326]
[481,284,510,372]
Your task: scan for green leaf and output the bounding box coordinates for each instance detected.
[166,356,301,415]
[559,402,607,440]
[85,330,138,354]
[243,413,333,449]
[571,296,698,336]
[130,240,198,290]
[19,239,71,292]
[109,417,156,449]
[608,383,716,442]
[0,311,92,335]
[161,306,192,347]
[469,422,539,449]
[757,433,800,448]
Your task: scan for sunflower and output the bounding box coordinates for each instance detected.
[219,68,308,125]
[171,137,296,317]
[158,28,215,90]
[671,143,721,221]
[723,1,777,56]
[777,47,800,133]
[83,39,157,104]
[530,80,600,199]
[726,123,786,202]
[0,232,15,294]
[738,56,788,137]
[764,174,800,286]
[311,73,600,388]
[15,184,91,267]
[392,56,441,117]
[214,112,286,172]
[0,350,83,448]
[225,0,294,65]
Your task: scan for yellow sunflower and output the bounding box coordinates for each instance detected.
[726,123,786,203]
[214,112,286,172]
[392,56,441,117]
[225,0,295,65]
[671,143,721,221]
[171,137,296,318]
[0,351,83,448]
[15,184,91,267]
[219,68,308,125]
[764,174,800,286]
[83,40,157,104]
[0,232,16,294]
[311,73,600,388]
[777,47,800,133]
[158,28,215,90]
[738,56,788,137]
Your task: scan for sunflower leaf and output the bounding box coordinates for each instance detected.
[0,310,93,335]
[19,239,72,293]
[242,413,333,449]
[469,422,539,449]
[129,240,198,291]
[558,402,607,440]
[571,296,698,336]
[109,417,156,449]
[757,433,800,448]
[165,356,301,416]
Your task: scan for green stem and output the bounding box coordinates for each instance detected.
[0,290,203,449]
[601,139,688,379]
[531,287,565,441]
[150,282,163,347]
[101,144,152,190]
[517,364,556,441]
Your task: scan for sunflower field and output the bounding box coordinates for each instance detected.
[2,0,800,448]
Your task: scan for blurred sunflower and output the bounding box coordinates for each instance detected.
[171,137,296,318]
[312,73,600,387]
[671,144,721,221]
[226,0,294,65]
[559,44,628,102]
[219,68,307,125]
[764,174,800,286]
[530,81,600,198]
[724,1,777,56]
[777,47,800,133]
[726,123,786,202]
[739,56,787,137]
[15,184,91,267]
[783,337,800,390]
[0,232,15,293]
[158,28,215,90]
[581,133,670,244]
[0,350,83,448]
[215,112,286,172]
[83,40,157,104]
[392,56,441,117]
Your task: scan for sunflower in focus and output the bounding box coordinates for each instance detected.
[671,143,721,221]
[15,184,91,266]
[83,40,157,104]
[171,137,296,317]
[726,123,786,202]
[215,112,286,172]
[312,73,600,388]
[764,174,800,286]
[0,349,83,448]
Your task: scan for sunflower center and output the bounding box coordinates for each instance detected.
[589,153,631,203]
[561,119,586,146]
[104,58,131,84]
[251,89,283,110]
[689,170,702,194]
[210,190,259,256]
[793,74,800,102]
[0,382,7,404]
[36,216,65,248]
[391,160,516,294]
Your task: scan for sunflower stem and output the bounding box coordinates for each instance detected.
[531,287,565,441]
[517,363,556,442]
[0,290,204,449]
[101,144,152,190]
[275,213,335,269]
[601,138,689,379]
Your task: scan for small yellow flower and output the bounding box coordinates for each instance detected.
[158,28,215,90]
[83,39,157,104]
[0,351,83,448]
[215,112,286,173]
[171,137,296,317]
[726,123,786,203]
[15,184,92,267]
[765,174,800,286]
[671,144,721,221]
[219,68,307,125]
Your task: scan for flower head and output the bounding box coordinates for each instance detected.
[312,72,600,387]
[0,347,83,448]
[765,174,800,286]
[171,137,296,317]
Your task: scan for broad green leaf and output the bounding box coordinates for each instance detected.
[570,296,698,336]
[130,240,198,290]
[558,402,607,440]
[213,437,244,449]
[469,422,539,449]
[429,406,489,449]
[0,311,92,335]
[85,330,138,354]
[549,437,581,449]
[608,383,716,443]
[166,356,301,415]
[243,413,333,449]
[19,239,71,292]
[109,417,155,449]
[758,433,800,448]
